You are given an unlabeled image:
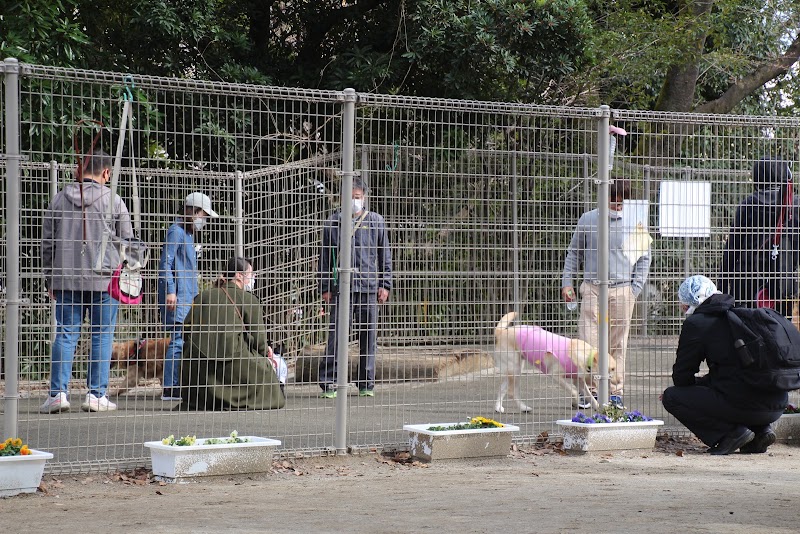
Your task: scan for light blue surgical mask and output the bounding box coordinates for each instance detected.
[193,216,206,232]
[352,198,364,214]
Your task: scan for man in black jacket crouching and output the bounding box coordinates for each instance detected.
[662,275,788,455]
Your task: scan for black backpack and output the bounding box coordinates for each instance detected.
[726,306,800,391]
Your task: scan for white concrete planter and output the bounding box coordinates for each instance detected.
[0,449,53,498]
[144,436,281,481]
[773,413,800,443]
[557,420,664,452]
[403,423,520,462]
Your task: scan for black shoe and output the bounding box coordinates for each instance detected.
[739,429,777,454]
[709,426,755,456]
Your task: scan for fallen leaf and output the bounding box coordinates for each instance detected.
[155,490,163,495]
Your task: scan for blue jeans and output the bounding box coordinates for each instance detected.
[51,290,119,397]
[163,323,184,388]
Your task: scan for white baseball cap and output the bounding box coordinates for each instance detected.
[185,192,219,217]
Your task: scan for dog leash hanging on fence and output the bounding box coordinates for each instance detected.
[94,76,150,303]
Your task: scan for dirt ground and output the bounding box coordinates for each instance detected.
[4,435,800,534]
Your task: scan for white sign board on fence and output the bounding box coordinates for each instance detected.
[658,181,711,237]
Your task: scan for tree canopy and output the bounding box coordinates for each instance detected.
[1,0,798,113]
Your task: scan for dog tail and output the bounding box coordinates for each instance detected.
[496,311,517,332]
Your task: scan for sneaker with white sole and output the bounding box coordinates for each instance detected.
[160,387,182,401]
[576,395,595,410]
[81,393,117,412]
[40,392,71,413]
[608,395,625,409]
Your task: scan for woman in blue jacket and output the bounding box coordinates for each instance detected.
[157,192,218,401]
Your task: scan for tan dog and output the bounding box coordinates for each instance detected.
[493,312,614,413]
[110,337,171,396]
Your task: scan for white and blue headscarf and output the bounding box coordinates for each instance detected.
[678,275,721,315]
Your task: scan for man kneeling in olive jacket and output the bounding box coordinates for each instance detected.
[179,256,285,411]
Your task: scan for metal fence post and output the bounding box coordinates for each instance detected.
[596,105,611,406]
[235,170,245,258]
[3,58,22,439]
[50,160,58,346]
[511,156,520,315]
[334,88,358,454]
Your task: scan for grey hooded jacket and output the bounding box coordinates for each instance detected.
[42,180,134,292]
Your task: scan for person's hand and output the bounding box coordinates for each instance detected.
[166,293,178,311]
[378,287,389,303]
[48,289,56,301]
[322,291,332,304]
[562,286,576,302]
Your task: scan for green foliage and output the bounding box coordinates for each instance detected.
[0,0,90,66]
[5,0,799,112]
[582,0,800,113]
[403,0,594,101]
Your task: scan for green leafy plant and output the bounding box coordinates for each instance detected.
[160,431,250,446]
[204,431,250,445]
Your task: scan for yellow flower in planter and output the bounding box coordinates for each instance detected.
[0,437,33,456]
[428,417,505,431]
[469,416,504,428]
[161,435,197,446]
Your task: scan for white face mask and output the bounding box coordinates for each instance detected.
[609,209,622,217]
[244,277,255,293]
[352,198,364,213]
[193,216,206,232]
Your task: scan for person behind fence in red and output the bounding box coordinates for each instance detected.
[561,178,652,409]
[157,192,218,402]
[662,275,787,455]
[717,157,800,320]
[41,150,134,413]
[178,256,286,411]
[318,177,393,399]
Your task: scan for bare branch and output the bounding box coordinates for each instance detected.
[696,34,800,114]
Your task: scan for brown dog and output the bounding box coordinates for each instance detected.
[493,312,615,413]
[110,337,171,396]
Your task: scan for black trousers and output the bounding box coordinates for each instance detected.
[662,385,783,447]
[319,292,378,391]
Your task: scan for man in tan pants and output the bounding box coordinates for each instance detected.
[561,179,652,407]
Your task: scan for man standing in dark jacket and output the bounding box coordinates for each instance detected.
[718,157,800,317]
[662,275,788,455]
[318,178,392,398]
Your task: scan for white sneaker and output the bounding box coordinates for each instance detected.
[81,393,117,412]
[40,392,71,413]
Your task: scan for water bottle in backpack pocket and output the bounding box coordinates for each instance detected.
[727,306,800,391]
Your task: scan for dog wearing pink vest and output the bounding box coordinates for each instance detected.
[493,311,613,413]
